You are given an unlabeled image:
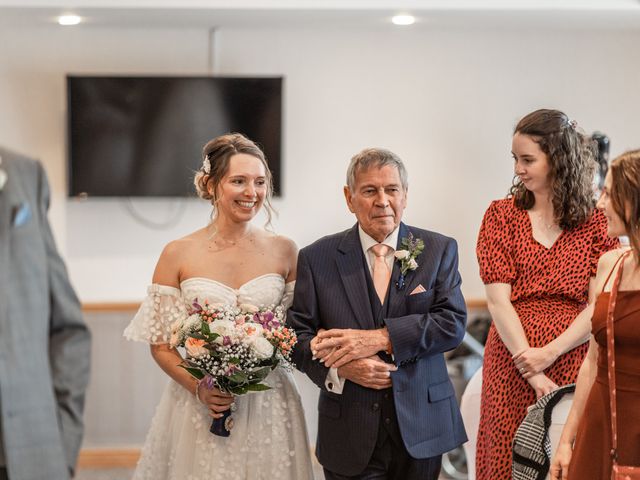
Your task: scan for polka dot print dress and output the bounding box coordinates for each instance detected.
[475,198,618,480]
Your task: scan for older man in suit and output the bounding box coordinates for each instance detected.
[0,147,91,480]
[288,148,467,479]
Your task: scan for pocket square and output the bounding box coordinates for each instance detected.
[410,284,426,295]
[11,201,32,227]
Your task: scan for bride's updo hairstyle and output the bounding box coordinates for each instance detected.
[194,133,275,226]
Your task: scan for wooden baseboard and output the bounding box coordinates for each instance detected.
[466,298,488,310]
[82,302,140,312]
[81,299,488,312]
[77,449,140,469]
[78,446,323,470]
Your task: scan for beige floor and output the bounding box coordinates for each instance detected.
[75,464,452,479]
[76,463,326,480]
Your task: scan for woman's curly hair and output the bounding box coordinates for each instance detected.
[509,109,597,230]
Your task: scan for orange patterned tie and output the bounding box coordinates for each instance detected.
[370,244,392,304]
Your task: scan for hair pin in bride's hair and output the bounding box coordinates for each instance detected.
[202,156,212,175]
[566,119,578,130]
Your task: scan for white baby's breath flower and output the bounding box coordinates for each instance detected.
[185,314,201,330]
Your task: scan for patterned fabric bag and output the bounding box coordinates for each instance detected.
[512,384,576,480]
[606,251,640,480]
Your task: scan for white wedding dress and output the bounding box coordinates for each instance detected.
[124,274,313,480]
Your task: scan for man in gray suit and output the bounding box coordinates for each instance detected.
[0,147,91,480]
[288,148,467,479]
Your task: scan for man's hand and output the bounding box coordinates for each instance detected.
[513,346,559,379]
[337,355,397,390]
[313,328,391,368]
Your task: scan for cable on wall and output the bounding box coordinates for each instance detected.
[122,198,187,230]
[208,27,217,75]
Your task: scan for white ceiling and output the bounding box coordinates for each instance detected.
[1,0,640,29]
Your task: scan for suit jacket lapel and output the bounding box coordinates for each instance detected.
[336,225,375,329]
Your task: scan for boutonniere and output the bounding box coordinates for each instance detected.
[394,233,424,290]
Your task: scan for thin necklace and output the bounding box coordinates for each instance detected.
[207,227,254,251]
[536,212,557,230]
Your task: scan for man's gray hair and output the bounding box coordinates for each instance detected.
[346,148,409,192]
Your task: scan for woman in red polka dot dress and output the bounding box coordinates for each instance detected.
[475,109,619,480]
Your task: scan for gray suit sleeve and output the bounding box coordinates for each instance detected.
[38,163,92,473]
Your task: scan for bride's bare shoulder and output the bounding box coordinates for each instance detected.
[260,231,298,256]
[153,228,208,285]
[161,229,206,255]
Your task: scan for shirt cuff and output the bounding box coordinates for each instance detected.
[325,367,345,394]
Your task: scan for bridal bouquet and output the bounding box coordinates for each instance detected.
[169,299,297,436]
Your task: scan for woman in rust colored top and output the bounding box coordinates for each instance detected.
[475,109,618,480]
[551,150,640,480]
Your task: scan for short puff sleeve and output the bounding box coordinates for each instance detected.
[123,284,187,344]
[477,199,517,285]
[589,209,620,277]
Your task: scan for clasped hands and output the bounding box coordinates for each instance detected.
[513,345,560,399]
[311,328,397,390]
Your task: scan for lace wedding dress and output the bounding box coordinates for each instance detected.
[124,274,314,480]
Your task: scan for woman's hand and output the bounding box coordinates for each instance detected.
[197,384,235,419]
[527,373,559,399]
[513,346,559,379]
[310,328,327,358]
[549,441,573,480]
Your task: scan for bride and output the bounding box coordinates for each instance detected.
[124,133,313,480]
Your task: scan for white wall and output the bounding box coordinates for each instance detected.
[1,24,640,302]
[214,26,640,300]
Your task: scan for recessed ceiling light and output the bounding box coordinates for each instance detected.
[392,15,415,26]
[58,15,82,26]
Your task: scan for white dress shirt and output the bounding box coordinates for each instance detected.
[324,226,399,394]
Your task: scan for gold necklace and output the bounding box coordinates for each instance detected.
[207,228,254,251]
[537,213,557,230]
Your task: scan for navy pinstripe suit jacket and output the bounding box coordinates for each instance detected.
[288,222,468,476]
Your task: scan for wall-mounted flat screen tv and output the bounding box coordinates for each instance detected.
[67,76,282,197]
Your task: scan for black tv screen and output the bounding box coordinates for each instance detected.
[67,76,282,197]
